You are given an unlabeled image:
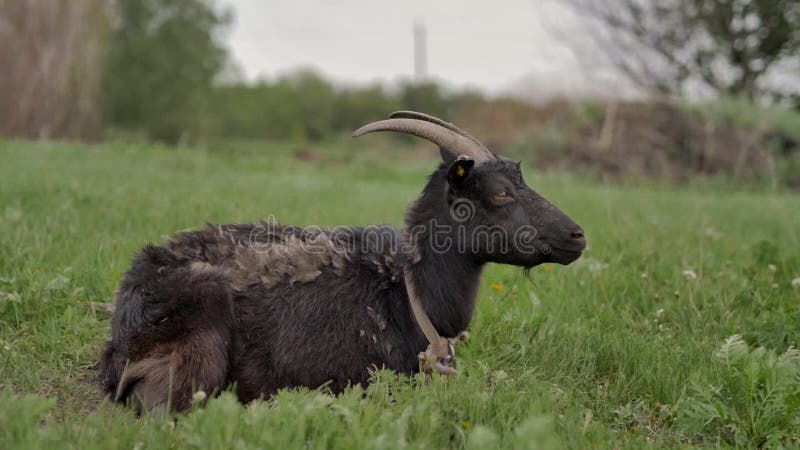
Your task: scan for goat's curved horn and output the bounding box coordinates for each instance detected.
[389,111,492,155]
[352,113,495,162]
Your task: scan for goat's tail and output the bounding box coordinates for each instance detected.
[99,247,236,414]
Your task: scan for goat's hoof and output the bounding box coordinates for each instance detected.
[418,338,458,376]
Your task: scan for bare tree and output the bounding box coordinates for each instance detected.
[558,0,800,101]
[0,0,108,140]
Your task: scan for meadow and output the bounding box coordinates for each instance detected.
[1,139,799,449]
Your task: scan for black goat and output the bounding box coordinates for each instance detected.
[99,111,586,413]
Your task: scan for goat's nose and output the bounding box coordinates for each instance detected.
[569,227,587,250]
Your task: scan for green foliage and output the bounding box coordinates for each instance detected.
[205,74,458,143]
[0,389,57,448]
[104,0,231,142]
[1,140,799,448]
[566,0,800,101]
[399,81,450,119]
[684,97,800,189]
[683,97,800,143]
[208,70,402,142]
[332,85,403,135]
[677,336,800,447]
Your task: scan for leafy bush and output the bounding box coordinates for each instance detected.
[683,97,800,144]
[208,71,402,142]
[677,335,800,447]
[104,0,231,142]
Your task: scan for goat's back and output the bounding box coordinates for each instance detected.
[100,222,424,411]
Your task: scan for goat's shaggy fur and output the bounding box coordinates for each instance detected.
[100,135,586,413]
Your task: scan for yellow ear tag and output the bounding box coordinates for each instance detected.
[456,165,465,177]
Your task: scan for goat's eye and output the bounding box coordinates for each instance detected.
[493,192,510,203]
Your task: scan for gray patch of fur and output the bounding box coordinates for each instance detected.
[231,232,349,289]
[167,221,399,291]
[366,306,387,331]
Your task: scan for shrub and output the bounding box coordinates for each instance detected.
[677,335,800,447]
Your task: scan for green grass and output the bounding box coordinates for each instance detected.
[1,139,799,449]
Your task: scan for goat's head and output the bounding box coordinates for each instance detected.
[354,111,586,267]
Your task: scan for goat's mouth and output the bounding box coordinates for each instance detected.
[546,245,584,265]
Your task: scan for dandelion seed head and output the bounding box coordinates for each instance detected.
[192,390,207,402]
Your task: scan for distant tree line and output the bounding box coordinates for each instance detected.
[206,72,484,143]
[1,0,798,143]
[0,0,482,143]
[101,0,488,143]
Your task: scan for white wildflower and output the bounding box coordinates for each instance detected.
[492,370,508,382]
[4,207,23,222]
[589,260,608,274]
[768,264,777,273]
[641,272,648,279]
[192,390,207,402]
[576,257,607,274]
[656,308,665,319]
[792,278,800,288]
[682,269,698,281]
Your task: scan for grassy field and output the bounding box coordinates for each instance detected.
[1,139,799,449]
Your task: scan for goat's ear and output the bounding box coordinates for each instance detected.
[446,156,475,189]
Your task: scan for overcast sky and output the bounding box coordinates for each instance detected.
[225,0,627,100]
